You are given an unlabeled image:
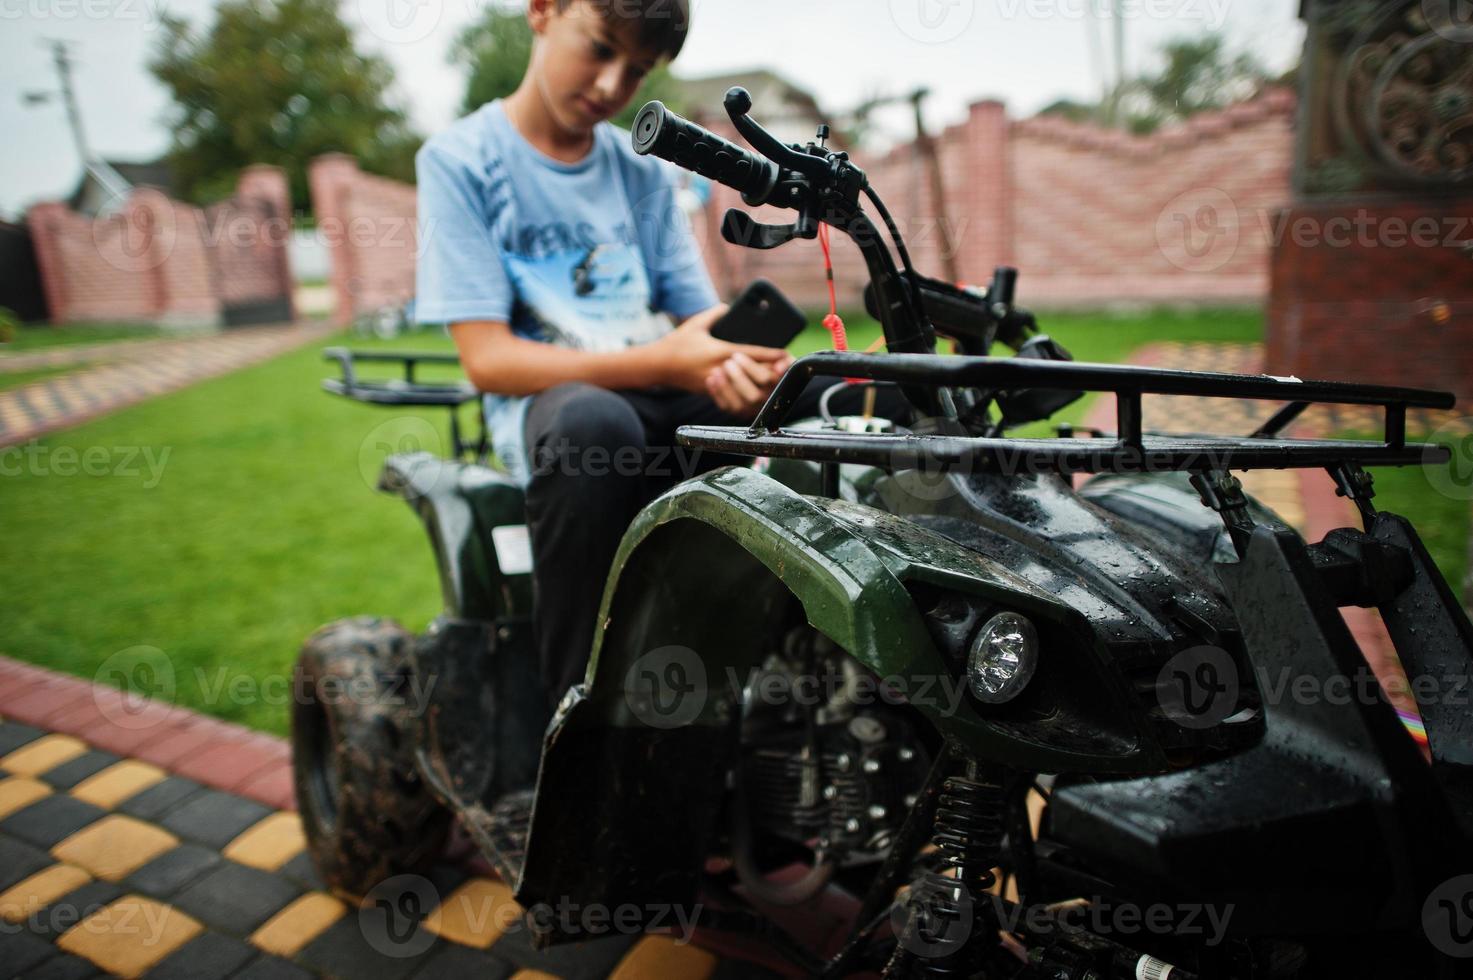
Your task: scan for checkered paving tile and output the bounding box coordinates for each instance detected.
[0,660,794,978]
[0,322,339,448]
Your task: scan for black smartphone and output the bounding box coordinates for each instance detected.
[709,279,806,348]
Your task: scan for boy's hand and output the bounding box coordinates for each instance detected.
[707,350,795,419]
[653,305,788,396]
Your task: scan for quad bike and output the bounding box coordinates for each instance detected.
[292,87,1473,978]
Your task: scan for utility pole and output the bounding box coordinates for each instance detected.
[846,89,961,284]
[51,40,91,165]
[908,89,961,285]
[23,40,92,167]
[1103,0,1126,127]
[1085,0,1107,124]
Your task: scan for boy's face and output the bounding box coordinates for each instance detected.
[528,0,662,136]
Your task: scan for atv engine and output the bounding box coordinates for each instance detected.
[737,628,932,864]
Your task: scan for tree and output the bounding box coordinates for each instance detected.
[1118,35,1271,133]
[450,3,687,128]
[149,0,420,211]
[1037,34,1277,133]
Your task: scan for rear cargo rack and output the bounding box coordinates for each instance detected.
[676,351,1456,476]
[321,347,488,460]
[321,347,477,406]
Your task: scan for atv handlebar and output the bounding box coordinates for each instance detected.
[632,101,781,205]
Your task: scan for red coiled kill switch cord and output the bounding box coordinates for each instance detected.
[818,221,847,353]
[817,222,874,411]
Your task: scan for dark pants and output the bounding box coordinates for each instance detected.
[522,379,907,706]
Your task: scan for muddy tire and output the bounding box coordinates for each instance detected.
[291,616,450,898]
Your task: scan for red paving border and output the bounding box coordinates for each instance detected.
[0,654,294,810]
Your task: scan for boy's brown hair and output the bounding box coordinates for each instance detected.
[555,0,691,62]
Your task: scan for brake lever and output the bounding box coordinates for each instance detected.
[721,209,799,250]
[725,87,828,181]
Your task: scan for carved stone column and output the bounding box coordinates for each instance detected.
[1267,0,1473,399]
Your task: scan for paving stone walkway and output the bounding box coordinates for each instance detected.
[0,656,809,979]
[0,323,340,449]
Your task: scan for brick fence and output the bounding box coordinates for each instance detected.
[26,166,295,327]
[308,90,1296,323]
[703,89,1296,309]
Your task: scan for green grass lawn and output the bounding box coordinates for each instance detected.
[2,308,1269,735]
[0,329,463,733]
[0,366,73,392]
[1338,432,1470,595]
[799,307,1263,430]
[795,306,1262,361]
[3,322,182,353]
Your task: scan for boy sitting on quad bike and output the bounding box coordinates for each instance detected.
[416,0,904,707]
[301,7,1473,966]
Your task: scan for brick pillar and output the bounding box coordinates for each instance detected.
[133,189,221,328]
[237,164,297,322]
[309,154,361,326]
[956,99,1013,283]
[25,202,69,323]
[1266,199,1473,397]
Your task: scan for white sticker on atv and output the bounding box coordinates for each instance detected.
[492,524,533,575]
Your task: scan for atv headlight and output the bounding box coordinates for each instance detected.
[967,612,1038,704]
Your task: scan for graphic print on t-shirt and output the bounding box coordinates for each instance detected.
[504,239,671,354]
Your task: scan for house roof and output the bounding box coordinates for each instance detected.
[106,159,176,192]
[67,157,178,213]
[676,68,824,120]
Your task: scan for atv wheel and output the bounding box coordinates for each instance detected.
[291,616,451,897]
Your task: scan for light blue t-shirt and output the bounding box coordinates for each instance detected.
[414,99,718,484]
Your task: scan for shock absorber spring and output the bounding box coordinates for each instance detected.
[896,770,1008,977]
[932,774,1006,893]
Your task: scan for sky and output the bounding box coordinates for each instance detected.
[0,0,1305,219]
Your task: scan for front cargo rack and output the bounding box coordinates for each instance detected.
[676,351,1457,475]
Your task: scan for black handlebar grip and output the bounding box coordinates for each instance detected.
[632,101,780,205]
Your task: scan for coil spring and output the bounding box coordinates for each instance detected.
[932,775,1006,892]
[906,774,1007,976]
